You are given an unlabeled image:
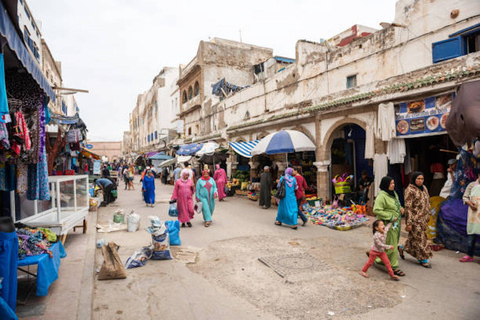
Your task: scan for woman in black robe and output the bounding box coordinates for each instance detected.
[259,166,272,209]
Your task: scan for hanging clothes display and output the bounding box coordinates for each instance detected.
[376,102,396,142]
[373,154,389,196]
[0,54,9,119]
[387,138,407,164]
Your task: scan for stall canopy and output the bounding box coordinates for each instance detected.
[251,130,316,156]
[229,140,260,158]
[149,153,173,161]
[146,151,159,158]
[0,1,56,102]
[156,157,176,168]
[176,155,192,163]
[196,142,219,156]
[177,143,203,156]
[81,148,101,160]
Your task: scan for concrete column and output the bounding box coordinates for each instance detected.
[276,161,288,172]
[248,161,259,181]
[314,161,330,201]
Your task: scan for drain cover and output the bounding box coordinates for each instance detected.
[259,253,324,278]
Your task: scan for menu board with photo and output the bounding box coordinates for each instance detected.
[395,92,455,137]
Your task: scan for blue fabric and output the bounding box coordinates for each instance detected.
[0,2,55,102]
[177,143,203,156]
[96,178,113,189]
[196,177,217,222]
[0,231,18,312]
[0,54,9,121]
[266,130,295,154]
[0,296,17,320]
[149,153,173,160]
[165,220,181,246]
[142,175,155,204]
[276,176,298,226]
[44,98,51,124]
[17,241,67,296]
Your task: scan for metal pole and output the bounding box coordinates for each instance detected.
[10,191,15,223]
[73,179,77,212]
[56,181,61,223]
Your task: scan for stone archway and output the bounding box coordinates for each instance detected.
[290,125,315,145]
[315,117,368,202]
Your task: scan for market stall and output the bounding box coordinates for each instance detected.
[15,175,89,243]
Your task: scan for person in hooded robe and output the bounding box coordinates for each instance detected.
[275,168,298,229]
[213,164,227,201]
[259,166,272,209]
[372,176,406,277]
[196,166,218,227]
[142,170,156,207]
[172,169,195,227]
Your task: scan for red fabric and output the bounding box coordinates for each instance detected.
[172,179,195,223]
[430,163,444,173]
[362,250,395,277]
[213,168,227,201]
[294,175,308,200]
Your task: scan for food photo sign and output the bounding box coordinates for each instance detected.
[395,92,455,137]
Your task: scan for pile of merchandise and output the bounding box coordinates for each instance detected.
[302,203,369,231]
[17,227,57,259]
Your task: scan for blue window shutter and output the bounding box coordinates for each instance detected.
[432,36,466,63]
[155,131,157,139]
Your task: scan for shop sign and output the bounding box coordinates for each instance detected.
[93,160,101,175]
[86,144,93,149]
[395,92,455,137]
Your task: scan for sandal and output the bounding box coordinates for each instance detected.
[358,271,369,278]
[186,222,192,228]
[181,223,186,228]
[459,255,474,262]
[398,245,405,260]
[393,269,406,277]
[291,226,298,230]
[275,221,282,226]
[419,261,432,268]
[204,221,211,228]
[390,275,400,281]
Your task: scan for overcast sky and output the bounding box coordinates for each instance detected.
[28,0,398,142]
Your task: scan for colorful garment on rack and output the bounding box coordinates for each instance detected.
[16,163,28,194]
[0,163,15,192]
[11,111,31,155]
[27,152,50,200]
[0,54,9,120]
[0,121,9,149]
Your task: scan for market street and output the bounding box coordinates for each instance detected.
[90,179,480,320]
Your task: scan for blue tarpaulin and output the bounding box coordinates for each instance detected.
[17,241,67,296]
[0,231,17,312]
[0,1,56,102]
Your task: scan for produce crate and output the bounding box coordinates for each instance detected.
[235,190,249,196]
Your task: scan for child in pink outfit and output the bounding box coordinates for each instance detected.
[360,219,400,281]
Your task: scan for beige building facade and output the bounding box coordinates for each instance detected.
[88,141,122,163]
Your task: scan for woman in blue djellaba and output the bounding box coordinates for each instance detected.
[275,167,299,230]
[142,170,156,207]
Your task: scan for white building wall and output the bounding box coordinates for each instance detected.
[17,1,42,65]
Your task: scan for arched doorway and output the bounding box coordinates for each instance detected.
[329,123,371,201]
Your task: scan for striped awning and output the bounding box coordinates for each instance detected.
[229,140,260,158]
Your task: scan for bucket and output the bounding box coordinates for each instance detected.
[334,182,351,194]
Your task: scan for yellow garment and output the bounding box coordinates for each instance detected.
[427,196,445,239]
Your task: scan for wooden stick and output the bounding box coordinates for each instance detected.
[439,149,458,154]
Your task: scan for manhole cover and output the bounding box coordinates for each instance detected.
[259,253,324,277]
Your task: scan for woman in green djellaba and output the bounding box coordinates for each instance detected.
[372,176,406,277]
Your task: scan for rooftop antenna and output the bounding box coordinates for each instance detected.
[239,29,242,43]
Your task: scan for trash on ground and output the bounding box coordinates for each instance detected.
[327,311,335,316]
[113,209,125,224]
[125,247,152,269]
[96,222,127,233]
[174,249,197,263]
[127,211,141,232]
[96,239,106,248]
[98,242,127,280]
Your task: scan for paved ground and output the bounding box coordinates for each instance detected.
[17,177,480,319]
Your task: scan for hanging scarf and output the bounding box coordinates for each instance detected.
[284,167,295,188]
[379,176,395,197]
[410,171,425,191]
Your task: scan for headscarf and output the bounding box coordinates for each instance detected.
[284,167,295,188]
[215,164,220,170]
[180,169,189,182]
[264,166,269,170]
[379,176,395,197]
[201,169,210,181]
[410,171,425,191]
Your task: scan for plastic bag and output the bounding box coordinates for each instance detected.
[145,220,172,260]
[165,220,181,246]
[127,211,141,232]
[194,202,202,215]
[113,209,125,224]
[148,216,162,228]
[125,247,152,269]
[168,203,178,217]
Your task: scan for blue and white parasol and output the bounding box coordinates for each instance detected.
[250,130,316,156]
